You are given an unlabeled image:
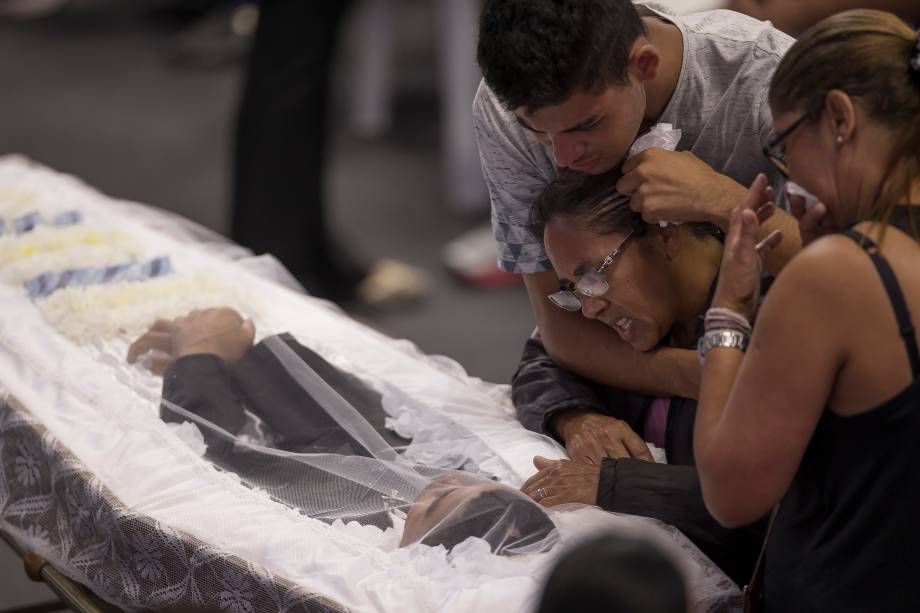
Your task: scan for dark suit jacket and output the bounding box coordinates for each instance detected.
[161,333,409,454]
[159,333,409,527]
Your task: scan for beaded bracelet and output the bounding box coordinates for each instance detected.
[704,307,752,336]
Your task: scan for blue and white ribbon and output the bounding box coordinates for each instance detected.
[25,256,174,299]
[52,210,82,226]
[12,212,42,234]
[1,210,83,236]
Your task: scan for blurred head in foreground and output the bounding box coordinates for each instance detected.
[538,533,687,613]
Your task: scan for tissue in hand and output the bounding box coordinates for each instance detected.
[627,124,683,227]
[786,182,820,211]
[627,123,683,159]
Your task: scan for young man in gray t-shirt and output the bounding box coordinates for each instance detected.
[475,1,797,461]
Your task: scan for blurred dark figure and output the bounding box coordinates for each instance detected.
[0,0,67,20]
[232,1,426,305]
[728,0,919,35]
[538,534,687,613]
[232,1,363,302]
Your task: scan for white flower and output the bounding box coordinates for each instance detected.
[14,444,41,487]
[219,571,254,613]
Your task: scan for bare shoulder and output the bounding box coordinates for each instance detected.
[768,233,873,302]
[851,221,920,257]
[753,233,877,351]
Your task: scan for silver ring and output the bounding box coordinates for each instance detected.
[537,487,547,501]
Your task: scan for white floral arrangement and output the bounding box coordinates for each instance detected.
[37,274,261,343]
[0,187,67,221]
[0,225,140,285]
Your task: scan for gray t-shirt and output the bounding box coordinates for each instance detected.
[473,4,794,274]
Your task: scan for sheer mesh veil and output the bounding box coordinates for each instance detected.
[157,333,560,557]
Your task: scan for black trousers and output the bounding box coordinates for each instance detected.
[232,0,364,299]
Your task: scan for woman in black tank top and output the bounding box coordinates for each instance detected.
[690,10,920,612]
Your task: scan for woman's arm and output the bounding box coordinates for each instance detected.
[694,236,848,528]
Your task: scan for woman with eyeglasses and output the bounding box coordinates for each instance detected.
[514,166,787,586]
[694,10,920,611]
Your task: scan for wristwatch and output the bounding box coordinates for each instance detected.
[697,329,749,363]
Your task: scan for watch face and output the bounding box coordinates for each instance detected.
[699,329,748,361]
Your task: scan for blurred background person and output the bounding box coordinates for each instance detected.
[728,0,919,35]
[0,0,67,19]
[231,0,427,306]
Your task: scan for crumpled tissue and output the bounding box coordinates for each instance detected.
[627,123,683,227]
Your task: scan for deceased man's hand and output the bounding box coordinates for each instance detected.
[127,307,255,375]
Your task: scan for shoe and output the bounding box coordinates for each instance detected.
[442,223,521,289]
[353,259,428,308]
[163,2,258,70]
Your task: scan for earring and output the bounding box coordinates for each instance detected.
[836,136,844,145]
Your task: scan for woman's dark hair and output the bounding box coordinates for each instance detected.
[477,0,647,113]
[531,168,720,240]
[421,488,556,556]
[537,534,687,613]
[769,10,920,236]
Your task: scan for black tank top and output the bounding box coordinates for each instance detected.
[764,229,920,612]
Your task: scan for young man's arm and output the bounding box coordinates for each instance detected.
[618,149,802,276]
[693,167,801,277]
[524,270,701,399]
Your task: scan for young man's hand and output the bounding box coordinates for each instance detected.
[617,149,746,230]
[551,409,654,464]
[522,456,602,507]
[127,307,256,375]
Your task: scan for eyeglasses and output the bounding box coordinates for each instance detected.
[762,113,810,179]
[548,231,634,312]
